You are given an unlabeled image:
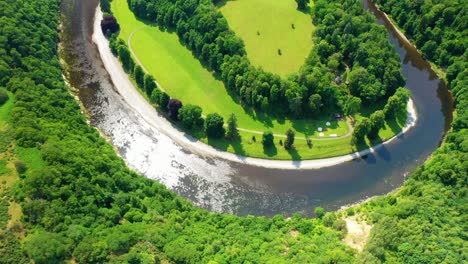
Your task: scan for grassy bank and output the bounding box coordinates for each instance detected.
[218,0,314,76]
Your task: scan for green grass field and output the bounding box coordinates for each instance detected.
[218,0,314,76]
[111,0,347,138]
[111,0,406,160]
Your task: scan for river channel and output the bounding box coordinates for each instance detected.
[59,0,453,216]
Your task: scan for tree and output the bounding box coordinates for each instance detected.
[205,113,225,138]
[143,74,156,96]
[344,96,361,117]
[156,92,170,110]
[0,89,8,105]
[262,131,274,147]
[167,99,183,120]
[24,232,71,264]
[134,65,144,89]
[295,0,310,10]
[368,110,385,139]
[351,118,371,145]
[226,113,239,140]
[284,129,295,150]
[178,104,203,128]
[118,46,133,73]
[101,15,120,34]
[384,88,410,119]
[308,94,322,116]
[150,88,161,104]
[315,207,325,218]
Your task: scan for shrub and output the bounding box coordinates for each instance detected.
[167,99,183,120]
[284,129,295,150]
[262,131,274,147]
[178,104,203,128]
[205,113,225,138]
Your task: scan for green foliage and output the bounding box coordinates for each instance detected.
[205,113,225,138]
[295,0,310,10]
[3,0,466,263]
[315,207,325,218]
[344,96,361,116]
[134,65,145,89]
[0,232,29,264]
[308,94,322,116]
[73,237,109,263]
[355,1,468,262]
[143,74,156,96]
[262,130,274,147]
[284,128,295,150]
[352,118,371,145]
[226,113,239,140]
[0,88,8,106]
[368,110,385,139]
[159,92,170,109]
[383,87,410,119]
[178,104,203,129]
[118,45,134,73]
[127,0,405,119]
[24,232,72,264]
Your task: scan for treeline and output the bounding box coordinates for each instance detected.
[127,0,406,117]
[0,0,354,263]
[374,0,467,69]
[354,1,468,263]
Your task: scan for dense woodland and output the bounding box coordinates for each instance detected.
[354,0,468,263]
[125,0,406,118]
[0,0,466,263]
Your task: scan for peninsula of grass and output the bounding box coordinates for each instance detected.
[218,0,314,76]
[110,0,408,160]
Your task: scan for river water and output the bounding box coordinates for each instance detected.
[59,0,453,216]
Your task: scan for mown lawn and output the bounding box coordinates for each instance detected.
[218,0,314,76]
[111,0,347,138]
[110,0,406,160]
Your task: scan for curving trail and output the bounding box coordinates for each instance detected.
[94,7,417,169]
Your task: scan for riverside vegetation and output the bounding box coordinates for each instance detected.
[0,0,465,263]
[106,0,410,160]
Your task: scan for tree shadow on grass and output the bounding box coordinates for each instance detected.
[287,147,302,161]
[263,144,278,157]
[297,6,312,16]
[213,0,230,8]
[230,138,246,156]
[386,111,407,135]
[207,136,246,156]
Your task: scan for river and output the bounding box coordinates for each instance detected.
[58,0,453,216]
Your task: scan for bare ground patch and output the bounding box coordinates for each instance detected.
[343,215,371,252]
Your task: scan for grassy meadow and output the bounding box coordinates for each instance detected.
[110,0,406,160]
[219,0,314,76]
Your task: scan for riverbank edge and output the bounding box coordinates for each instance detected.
[373,3,447,81]
[93,6,417,170]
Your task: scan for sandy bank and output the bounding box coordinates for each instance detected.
[92,7,417,170]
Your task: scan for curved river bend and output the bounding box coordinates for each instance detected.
[59,0,453,216]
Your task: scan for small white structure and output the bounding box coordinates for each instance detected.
[319,133,324,137]
[318,127,323,132]
[326,122,331,126]
[329,134,338,137]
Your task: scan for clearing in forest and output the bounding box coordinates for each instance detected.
[218,0,314,76]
